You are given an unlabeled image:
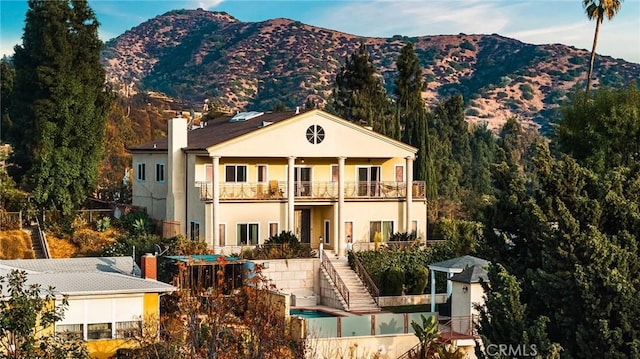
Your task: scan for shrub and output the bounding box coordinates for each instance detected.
[383,266,405,295]
[95,217,111,232]
[406,265,429,295]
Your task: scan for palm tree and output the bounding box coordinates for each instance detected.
[583,0,622,93]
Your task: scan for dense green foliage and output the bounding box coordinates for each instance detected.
[8,0,113,216]
[328,43,396,136]
[0,270,88,358]
[481,141,640,358]
[556,84,640,174]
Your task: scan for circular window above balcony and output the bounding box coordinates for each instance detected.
[306,125,325,144]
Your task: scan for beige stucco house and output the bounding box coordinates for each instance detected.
[128,109,427,254]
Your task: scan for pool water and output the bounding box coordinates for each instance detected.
[290,309,337,318]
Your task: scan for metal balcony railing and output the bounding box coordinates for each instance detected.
[196,180,426,201]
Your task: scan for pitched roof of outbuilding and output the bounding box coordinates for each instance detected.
[428,255,490,273]
[450,265,489,284]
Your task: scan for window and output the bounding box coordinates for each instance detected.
[324,220,330,244]
[156,163,165,182]
[225,165,247,182]
[331,165,339,182]
[395,165,404,183]
[190,221,200,241]
[116,321,142,339]
[257,165,267,183]
[306,125,325,144]
[205,164,213,182]
[237,223,259,245]
[219,223,226,246]
[412,220,418,235]
[87,323,112,340]
[136,163,146,181]
[56,324,83,341]
[370,221,393,242]
[269,222,279,237]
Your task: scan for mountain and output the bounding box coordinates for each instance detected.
[101,9,640,133]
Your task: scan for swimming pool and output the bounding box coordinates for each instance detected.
[290,309,339,318]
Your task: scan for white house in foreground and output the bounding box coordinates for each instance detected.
[128,109,428,254]
[0,256,175,359]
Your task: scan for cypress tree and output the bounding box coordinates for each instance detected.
[10,0,112,215]
[394,43,431,185]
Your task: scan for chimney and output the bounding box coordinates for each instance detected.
[141,253,157,280]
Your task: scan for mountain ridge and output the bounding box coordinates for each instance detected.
[101,9,640,132]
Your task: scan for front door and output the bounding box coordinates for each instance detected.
[294,209,311,243]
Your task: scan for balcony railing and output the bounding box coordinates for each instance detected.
[196,181,426,201]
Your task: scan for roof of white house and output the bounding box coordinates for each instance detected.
[0,257,175,297]
[0,256,140,276]
[127,109,417,157]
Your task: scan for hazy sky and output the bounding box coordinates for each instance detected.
[1,0,639,63]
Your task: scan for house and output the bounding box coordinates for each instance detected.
[0,255,175,359]
[128,109,428,255]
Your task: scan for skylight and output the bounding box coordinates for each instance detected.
[229,111,264,122]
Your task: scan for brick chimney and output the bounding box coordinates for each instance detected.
[141,253,157,280]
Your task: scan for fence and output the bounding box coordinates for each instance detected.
[302,311,436,339]
[0,211,22,230]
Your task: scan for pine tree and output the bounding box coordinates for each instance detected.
[328,43,394,136]
[10,0,113,215]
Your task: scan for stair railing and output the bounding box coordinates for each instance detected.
[351,253,380,307]
[320,250,350,309]
[35,214,50,259]
[396,342,421,359]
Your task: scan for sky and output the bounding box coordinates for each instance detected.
[1,0,639,63]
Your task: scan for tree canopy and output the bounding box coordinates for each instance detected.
[8,0,113,215]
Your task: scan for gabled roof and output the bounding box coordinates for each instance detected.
[128,110,306,152]
[0,256,140,276]
[127,109,416,157]
[450,265,489,284]
[428,255,490,274]
[0,257,175,297]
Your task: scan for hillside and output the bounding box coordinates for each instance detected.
[101,9,640,132]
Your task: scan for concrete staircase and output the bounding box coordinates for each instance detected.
[24,225,46,259]
[327,256,380,313]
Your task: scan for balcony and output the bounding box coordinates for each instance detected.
[196,181,426,201]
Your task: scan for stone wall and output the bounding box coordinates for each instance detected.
[260,258,320,298]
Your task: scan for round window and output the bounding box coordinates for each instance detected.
[306,125,325,144]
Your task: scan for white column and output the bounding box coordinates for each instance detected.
[337,156,346,256]
[212,156,220,252]
[447,272,453,299]
[405,156,414,233]
[430,269,436,312]
[287,156,296,231]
